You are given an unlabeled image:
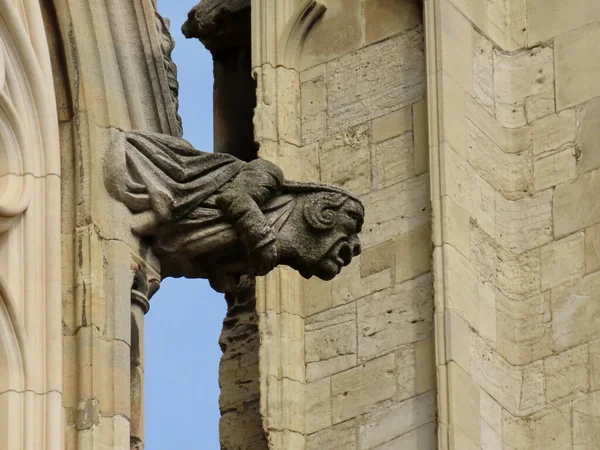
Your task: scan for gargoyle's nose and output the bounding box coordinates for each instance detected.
[350,236,361,257]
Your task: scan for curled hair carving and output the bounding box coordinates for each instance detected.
[303,192,349,231]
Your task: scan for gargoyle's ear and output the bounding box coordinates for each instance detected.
[303,193,346,231]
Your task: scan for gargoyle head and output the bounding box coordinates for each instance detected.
[277,184,364,281]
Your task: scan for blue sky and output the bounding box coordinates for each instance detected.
[145,2,224,449]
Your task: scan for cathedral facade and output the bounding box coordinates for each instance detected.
[1,0,599,449]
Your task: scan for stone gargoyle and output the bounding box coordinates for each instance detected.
[104,131,363,292]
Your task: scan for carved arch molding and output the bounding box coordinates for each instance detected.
[0,1,62,449]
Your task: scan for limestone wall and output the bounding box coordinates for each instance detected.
[298,2,437,448]
[429,0,600,448]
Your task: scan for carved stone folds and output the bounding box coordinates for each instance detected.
[105,130,364,292]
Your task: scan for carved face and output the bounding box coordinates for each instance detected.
[312,204,363,280]
[292,196,364,281]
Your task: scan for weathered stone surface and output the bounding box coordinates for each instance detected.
[448,362,481,445]
[493,45,554,128]
[415,338,435,394]
[591,340,600,391]
[551,271,600,352]
[306,419,357,450]
[541,232,585,291]
[372,132,414,189]
[556,22,600,109]
[544,344,589,403]
[300,0,362,70]
[358,392,435,449]
[395,345,417,401]
[580,97,600,173]
[496,291,552,365]
[473,34,495,115]
[554,168,600,237]
[494,189,553,253]
[357,274,433,361]
[528,0,600,44]
[470,333,544,415]
[373,422,436,450]
[365,0,422,44]
[525,89,555,124]
[361,173,430,248]
[394,224,431,283]
[360,241,395,278]
[573,392,600,450]
[305,378,332,434]
[331,354,396,423]
[320,124,372,195]
[327,28,425,133]
[440,0,473,95]
[372,107,412,144]
[306,303,357,381]
[531,110,576,156]
[468,122,532,200]
[534,148,577,191]
[413,99,429,175]
[301,76,327,145]
[445,245,479,329]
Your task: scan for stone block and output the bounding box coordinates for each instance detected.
[554,168,600,237]
[332,261,393,305]
[320,124,371,195]
[372,132,414,189]
[445,310,472,372]
[361,173,430,248]
[556,22,600,109]
[534,147,577,191]
[528,0,600,45]
[541,232,585,291]
[525,89,555,124]
[415,337,436,394]
[478,279,497,345]
[440,0,474,95]
[445,245,479,329]
[306,303,357,381]
[494,189,553,253]
[580,97,600,173]
[592,340,600,391]
[444,146,496,237]
[327,28,425,133]
[493,45,554,128]
[331,354,396,422]
[307,419,357,450]
[496,291,552,365]
[467,121,532,200]
[551,271,600,352]
[360,241,395,278]
[531,407,573,450]
[530,110,576,156]
[300,0,362,70]
[545,344,590,403]
[372,106,412,144]
[481,420,502,450]
[448,362,481,445]
[466,96,529,154]
[365,0,422,44]
[357,274,433,361]
[480,389,502,435]
[395,345,417,401]
[303,276,333,317]
[394,223,431,283]
[305,378,332,434]
[413,99,429,175]
[301,76,327,145]
[441,75,467,156]
[374,422,436,450]
[441,196,471,256]
[358,392,435,449]
[473,34,495,115]
[573,392,600,450]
